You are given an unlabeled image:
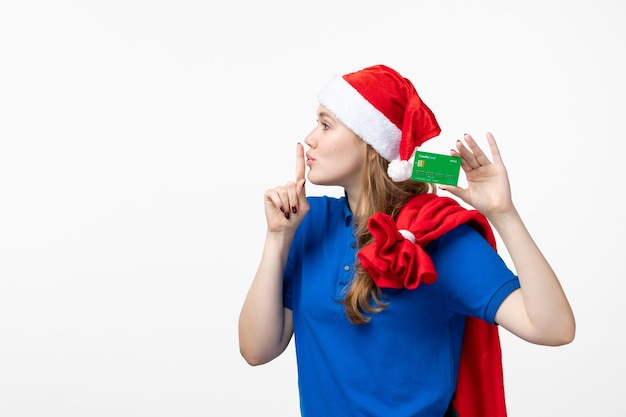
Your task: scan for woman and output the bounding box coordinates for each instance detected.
[238,64,575,416]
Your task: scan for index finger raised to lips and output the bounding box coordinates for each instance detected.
[295,142,305,182]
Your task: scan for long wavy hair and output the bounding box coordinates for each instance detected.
[343,145,435,324]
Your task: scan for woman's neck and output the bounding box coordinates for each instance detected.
[344,187,361,217]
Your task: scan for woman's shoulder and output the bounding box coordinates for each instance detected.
[427,223,502,271]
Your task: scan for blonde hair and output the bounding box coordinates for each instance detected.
[343,145,434,324]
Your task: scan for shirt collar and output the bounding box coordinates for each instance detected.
[342,191,353,227]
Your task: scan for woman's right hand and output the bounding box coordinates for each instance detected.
[263,142,310,234]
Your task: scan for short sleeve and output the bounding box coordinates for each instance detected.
[283,249,295,311]
[425,224,520,324]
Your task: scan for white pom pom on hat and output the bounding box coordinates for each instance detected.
[317,65,441,182]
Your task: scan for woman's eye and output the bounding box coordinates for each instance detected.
[322,122,330,130]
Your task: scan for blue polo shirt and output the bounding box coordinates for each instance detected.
[283,195,520,417]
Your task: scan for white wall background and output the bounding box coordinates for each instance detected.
[1,1,624,415]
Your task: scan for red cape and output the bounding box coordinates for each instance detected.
[358,193,507,417]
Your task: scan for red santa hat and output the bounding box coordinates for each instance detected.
[317,64,441,182]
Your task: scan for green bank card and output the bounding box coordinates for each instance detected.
[411,151,462,186]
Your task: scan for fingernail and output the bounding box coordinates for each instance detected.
[280,206,285,213]
[292,206,297,214]
[284,211,290,219]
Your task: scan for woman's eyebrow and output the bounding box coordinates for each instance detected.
[317,111,335,120]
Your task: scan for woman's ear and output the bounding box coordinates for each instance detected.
[367,145,377,161]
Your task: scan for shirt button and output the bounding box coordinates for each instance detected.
[343,265,350,271]
[350,242,356,248]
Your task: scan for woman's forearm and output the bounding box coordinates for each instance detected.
[490,207,576,345]
[238,232,294,365]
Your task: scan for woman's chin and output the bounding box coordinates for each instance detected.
[306,175,329,187]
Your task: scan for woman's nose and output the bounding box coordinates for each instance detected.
[304,128,316,147]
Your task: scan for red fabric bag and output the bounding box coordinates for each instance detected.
[358,193,507,416]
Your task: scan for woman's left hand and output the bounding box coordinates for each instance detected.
[440,132,514,219]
